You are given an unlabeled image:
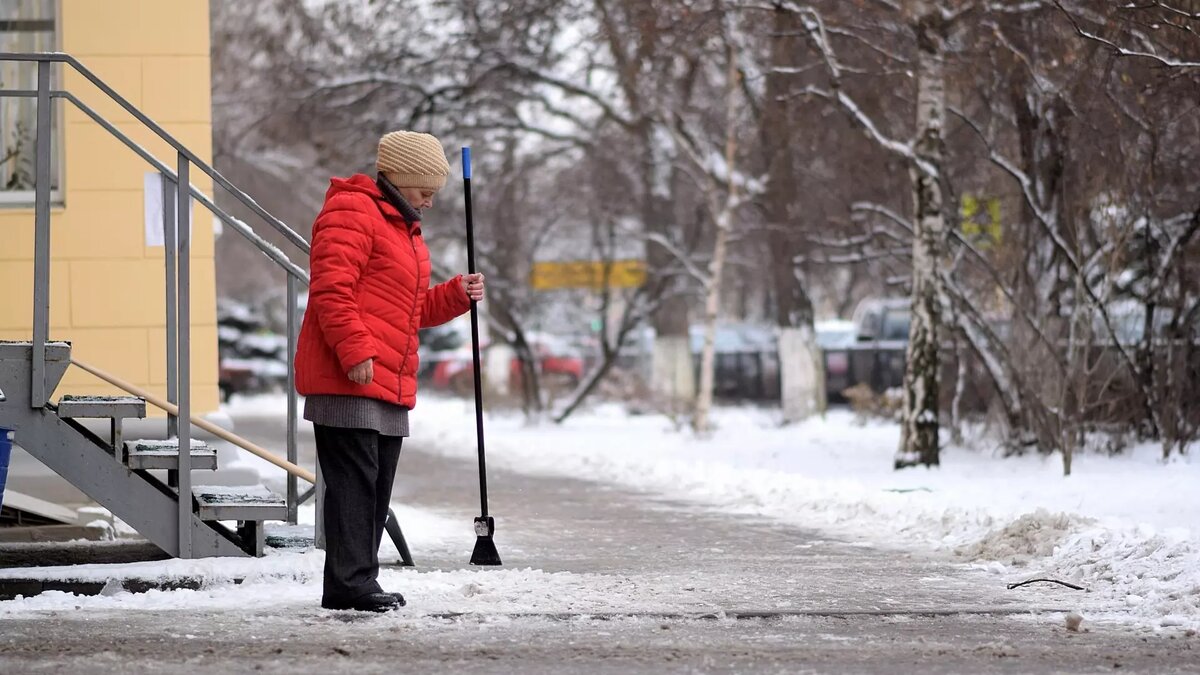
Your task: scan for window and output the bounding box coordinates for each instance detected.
[881,309,911,342]
[0,0,59,204]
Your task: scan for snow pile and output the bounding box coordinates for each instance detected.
[411,395,1200,630]
[957,510,1092,563]
[1049,523,1200,628]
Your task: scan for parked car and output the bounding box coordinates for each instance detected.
[815,320,857,350]
[811,299,911,399]
[688,323,780,401]
[816,320,857,400]
[851,298,911,345]
[423,335,584,396]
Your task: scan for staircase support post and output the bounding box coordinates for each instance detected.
[176,153,192,558]
[31,60,52,409]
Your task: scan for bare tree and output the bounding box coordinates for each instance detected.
[208,0,1200,457]
[670,6,750,434]
[895,0,950,467]
[764,0,959,466]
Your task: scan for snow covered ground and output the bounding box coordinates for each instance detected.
[0,500,687,617]
[410,395,1200,632]
[2,392,1196,634]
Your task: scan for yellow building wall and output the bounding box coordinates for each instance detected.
[0,0,220,414]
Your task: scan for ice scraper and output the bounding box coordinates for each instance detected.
[462,146,502,566]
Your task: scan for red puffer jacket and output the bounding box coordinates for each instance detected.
[295,174,470,408]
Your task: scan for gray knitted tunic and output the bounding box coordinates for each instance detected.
[304,395,410,437]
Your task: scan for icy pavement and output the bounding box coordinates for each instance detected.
[0,401,1197,672]
[410,396,1200,633]
[0,430,1054,617]
[3,609,1198,674]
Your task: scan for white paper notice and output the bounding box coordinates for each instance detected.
[144,172,195,247]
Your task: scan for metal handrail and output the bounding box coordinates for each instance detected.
[0,52,311,255]
[0,88,312,282]
[60,90,311,282]
[2,52,313,552]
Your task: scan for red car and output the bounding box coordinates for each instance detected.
[427,339,583,395]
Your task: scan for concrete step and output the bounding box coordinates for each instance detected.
[192,485,287,522]
[264,523,314,550]
[57,395,146,420]
[0,341,73,409]
[125,438,218,471]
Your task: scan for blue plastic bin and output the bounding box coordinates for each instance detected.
[0,427,12,512]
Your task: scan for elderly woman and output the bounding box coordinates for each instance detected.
[295,131,484,613]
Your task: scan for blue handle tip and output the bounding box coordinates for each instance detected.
[462,147,472,179]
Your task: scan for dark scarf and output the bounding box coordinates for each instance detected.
[376,172,423,226]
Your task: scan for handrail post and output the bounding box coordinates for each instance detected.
[286,274,299,525]
[176,153,192,558]
[162,174,179,439]
[30,59,52,408]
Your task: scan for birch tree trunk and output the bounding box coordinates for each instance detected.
[896,2,947,468]
[692,53,741,435]
[693,207,732,434]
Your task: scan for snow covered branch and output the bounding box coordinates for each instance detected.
[851,202,915,234]
[1055,0,1200,68]
[786,86,935,176]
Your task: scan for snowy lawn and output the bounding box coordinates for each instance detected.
[412,395,1200,632]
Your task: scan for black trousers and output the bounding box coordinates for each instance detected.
[314,424,403,603]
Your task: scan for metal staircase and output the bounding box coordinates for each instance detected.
[0,52,313,559]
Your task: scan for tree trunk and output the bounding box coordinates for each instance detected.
[763,7,814,331]
[510,328,544,417]
[642,122,695,413]
[692,45,741,435]
[763,3,824,424]
[897,3,947,469]
[693,208,732,434]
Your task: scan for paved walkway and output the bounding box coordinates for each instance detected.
[0,412,1195,673]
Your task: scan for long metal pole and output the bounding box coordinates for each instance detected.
[286,274,299,525]
[462,148,489,519]
[176,153,192,558]
[30,60,52,409]
[163,174,179,439]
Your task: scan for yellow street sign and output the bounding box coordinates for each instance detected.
[530,260,646,291]
[961,194,1002,248]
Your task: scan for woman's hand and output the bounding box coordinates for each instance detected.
[463,273,486,302]
[348,358,374,385]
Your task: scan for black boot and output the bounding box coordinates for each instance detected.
[322,591,401,613]
[387,592,407,606]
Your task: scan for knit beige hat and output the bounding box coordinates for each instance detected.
[376,131,450,192]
